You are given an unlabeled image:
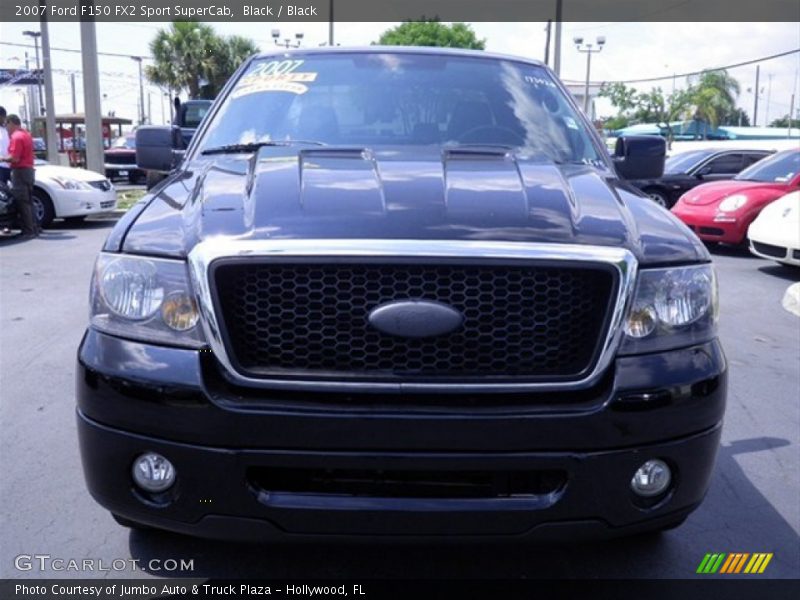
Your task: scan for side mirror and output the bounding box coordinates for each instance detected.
[695,165,712,178]
[613,135,666,180]
[136,126,184,172]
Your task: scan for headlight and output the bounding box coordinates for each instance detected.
[620,264,718,354]
[52,176,91,190]
[90,253,205,348]
[718,194,748,212]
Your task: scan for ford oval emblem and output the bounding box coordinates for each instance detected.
[368,300,464,339]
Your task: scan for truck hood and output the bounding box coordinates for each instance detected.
[118,146,707,265]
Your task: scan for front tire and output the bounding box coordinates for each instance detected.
[644,188,670,209]
[31,188,55,228]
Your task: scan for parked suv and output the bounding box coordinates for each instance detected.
[77,48,726,541]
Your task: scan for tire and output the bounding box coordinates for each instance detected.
[31,188,55,228]
[111,513,154,531]
[64,216,87,225]
[644,188,670,209]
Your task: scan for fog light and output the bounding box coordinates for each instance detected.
[631,459,671,497]
[132,453,175,492]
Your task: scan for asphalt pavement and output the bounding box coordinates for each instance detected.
[1,221,798,580]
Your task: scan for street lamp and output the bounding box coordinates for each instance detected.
[574,36,605,116]
[272,29,304,49]
[131,56,145,125]
[22,30,43,115]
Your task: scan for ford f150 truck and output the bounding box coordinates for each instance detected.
[77,47,726,541]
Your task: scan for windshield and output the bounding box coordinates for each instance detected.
[196,53,604,166]
[111,136,135,149]
[735,149,800,182]
[664,150,711,174]
[183,103,210,129]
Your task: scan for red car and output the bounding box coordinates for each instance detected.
[671,148,800,244]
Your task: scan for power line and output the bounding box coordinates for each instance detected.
[570,48,800,86]
[0,41,152,61]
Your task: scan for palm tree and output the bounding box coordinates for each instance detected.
[145,22,219,99]
[689,70,741,135]
[207,35,259,95]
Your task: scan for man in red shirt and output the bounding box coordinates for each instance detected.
[1,114,38,238]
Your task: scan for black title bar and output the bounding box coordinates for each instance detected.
[0,0,798,22]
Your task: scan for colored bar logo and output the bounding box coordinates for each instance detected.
[696,553,773,574]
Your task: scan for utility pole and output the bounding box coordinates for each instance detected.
[553,0,563,76]
[544,20,552,66]
[22,30,43,115]
[24,52,37,126]
[328,0,334,46]
[765,73,773,126]
[39,18,58,162]
[147,92,151,125]
[753,65,760,128]
[575,36,606,116]
[70,73,77,113]
[131,56,145,126]
[80,19,104,175]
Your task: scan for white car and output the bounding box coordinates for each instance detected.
[31,159,117,227]
[748,191,800,266]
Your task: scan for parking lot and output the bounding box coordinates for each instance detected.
[0,218,798,580]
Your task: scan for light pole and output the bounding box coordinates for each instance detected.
[574,36,605,117]
[22,30,43,115]
[272,29,304,49]
[131,56,145,125]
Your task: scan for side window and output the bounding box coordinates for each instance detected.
[743,153,768,168]
[705,153,744,174]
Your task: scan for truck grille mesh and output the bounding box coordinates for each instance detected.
[212,262,615,381]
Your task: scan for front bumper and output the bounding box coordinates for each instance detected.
[55,188,117,217]
[671,206,746,244]
[77,329,727,540]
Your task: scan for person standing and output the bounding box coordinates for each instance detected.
[1,114,39,239]
[0,107,10,186]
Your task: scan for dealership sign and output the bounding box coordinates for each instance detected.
[0,69,42,86]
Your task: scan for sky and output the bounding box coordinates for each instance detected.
[1,21,798,128]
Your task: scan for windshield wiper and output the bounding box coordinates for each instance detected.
[201,140,326,155]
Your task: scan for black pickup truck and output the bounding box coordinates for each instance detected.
[77,47,726,541]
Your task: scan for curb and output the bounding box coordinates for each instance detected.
[782,282,800,318]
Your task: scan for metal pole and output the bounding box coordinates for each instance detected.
[584,50,592,115]
[80,19,104,175]
[328,0,334,46]
[765,73,773,126]
[40,16,58,162]
[160,92,165,125]
[132,57,145,126]
[544,20,552,66]
[147,92,151,125]
[553,0,562,76]
[70,73,76,113]
[33,36,43,115]
[753,65,760,127]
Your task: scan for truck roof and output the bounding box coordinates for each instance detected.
[253,45,546,68]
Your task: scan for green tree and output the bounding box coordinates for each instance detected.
[769,114,800,128]
[688,69,741,133]
[376,20,485,49]
[146,23,257,100]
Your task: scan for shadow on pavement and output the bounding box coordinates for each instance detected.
[757,264,800,282]
[126,436,798,579]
